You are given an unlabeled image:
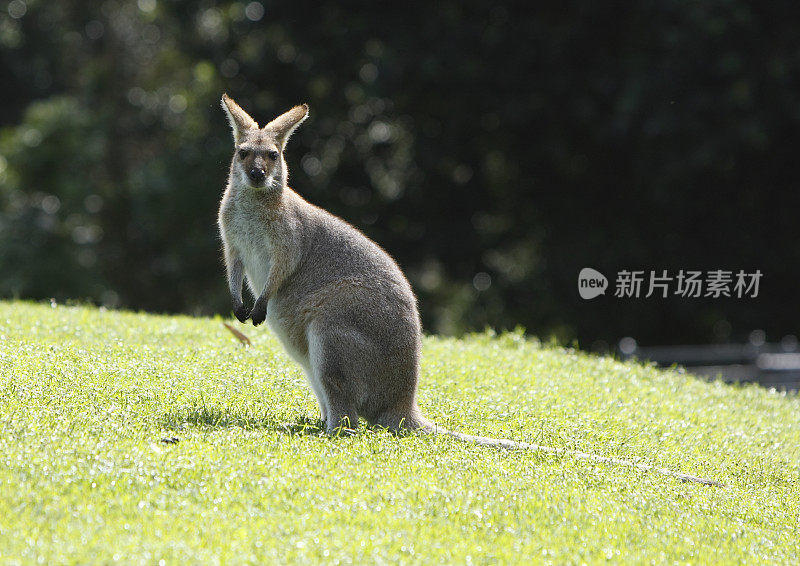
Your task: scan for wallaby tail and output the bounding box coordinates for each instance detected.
[417,420,724,487]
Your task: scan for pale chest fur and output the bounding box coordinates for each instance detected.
[218,187,310,368]
[219,190,273,295]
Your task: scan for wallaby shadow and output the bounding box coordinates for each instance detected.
[160,404,413,440]
[161,405,326,437]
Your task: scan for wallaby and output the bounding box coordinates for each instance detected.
[217,94,723,487]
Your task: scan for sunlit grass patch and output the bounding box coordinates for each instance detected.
[0,301,798,564]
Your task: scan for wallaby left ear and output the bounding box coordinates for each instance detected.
[264,104,309,148]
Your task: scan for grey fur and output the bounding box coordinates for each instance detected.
[216,95,724,487]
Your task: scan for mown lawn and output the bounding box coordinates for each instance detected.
[0,301,798,564]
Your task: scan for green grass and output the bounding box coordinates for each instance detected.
[0,301,798,565]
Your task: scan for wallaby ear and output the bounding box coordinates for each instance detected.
[264,104,309,148]
[221,93,258,143]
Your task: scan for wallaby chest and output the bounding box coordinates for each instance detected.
[221,194,274,294]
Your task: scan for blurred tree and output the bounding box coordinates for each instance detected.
[0,0,798,346]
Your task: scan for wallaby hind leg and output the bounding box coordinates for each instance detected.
[308,325,359,434]
[319,372,359,434]
[300,367,329,423]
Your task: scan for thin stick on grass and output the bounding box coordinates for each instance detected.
[223,321,252,346]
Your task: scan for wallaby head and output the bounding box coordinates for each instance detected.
[221,93,309,192]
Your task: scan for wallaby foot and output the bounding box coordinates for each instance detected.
[374,407,432,434]
[325,413,359,435]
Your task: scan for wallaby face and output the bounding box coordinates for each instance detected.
[221,93,307,192]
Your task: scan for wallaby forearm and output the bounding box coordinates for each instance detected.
[226,254,248,322]
[227,258,244,304]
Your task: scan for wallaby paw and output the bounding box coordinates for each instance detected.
[234,304,249,324]
[250,303,267,326]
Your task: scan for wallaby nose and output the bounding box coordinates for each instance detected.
[248,168,266,183]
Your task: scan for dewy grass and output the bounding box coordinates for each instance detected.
[0,301,798,564]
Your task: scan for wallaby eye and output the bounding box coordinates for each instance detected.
[267,150,279,160]
[238,149,250,159]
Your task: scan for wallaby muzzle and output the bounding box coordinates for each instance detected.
[248,167,266,185]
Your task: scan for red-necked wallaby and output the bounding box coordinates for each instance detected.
[217,94,723,487]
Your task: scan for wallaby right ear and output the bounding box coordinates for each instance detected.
[221,93,258,143]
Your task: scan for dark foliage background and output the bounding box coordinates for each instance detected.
[1,0,798,348]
